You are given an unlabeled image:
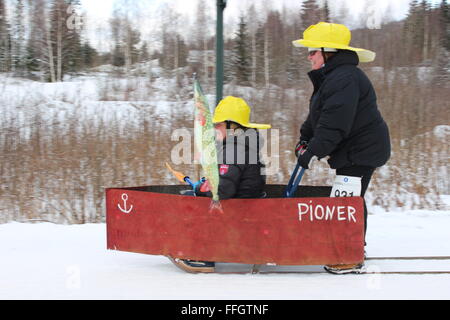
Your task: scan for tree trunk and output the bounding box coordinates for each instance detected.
[46,24,56,82]
[264,30,270,88]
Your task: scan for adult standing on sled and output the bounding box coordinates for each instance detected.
[292,22,391,274]
[174,96,271,273]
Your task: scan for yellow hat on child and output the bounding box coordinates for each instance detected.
[213,96,271,130]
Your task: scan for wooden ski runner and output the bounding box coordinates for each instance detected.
[169,256,450,275]
[211,270,450,275]
[363,271,450,275]
[178,269,450,275]
[366,256,450,261]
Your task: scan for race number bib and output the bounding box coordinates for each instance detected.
[330,175,362,198]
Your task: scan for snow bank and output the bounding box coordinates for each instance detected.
[434,125,450,140]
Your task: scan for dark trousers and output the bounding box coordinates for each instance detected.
[336,165,376,245]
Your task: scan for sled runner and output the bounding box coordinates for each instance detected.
[106,185,365,267]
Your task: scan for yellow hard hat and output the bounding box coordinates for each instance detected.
[292,22,376,63]
[213,96,271,130]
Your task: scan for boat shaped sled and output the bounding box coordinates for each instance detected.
[106,185,365,266]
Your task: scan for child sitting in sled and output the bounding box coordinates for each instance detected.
[176,96,271,273]
[196,96,271,200]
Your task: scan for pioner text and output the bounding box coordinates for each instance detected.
[298,200,357,223]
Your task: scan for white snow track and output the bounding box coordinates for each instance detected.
[1,210,450,299]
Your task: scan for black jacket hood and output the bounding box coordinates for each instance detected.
[308,50,359,91]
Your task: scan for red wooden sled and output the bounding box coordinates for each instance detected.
[106,185,365,266]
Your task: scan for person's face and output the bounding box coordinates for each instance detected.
[214,122,227,141]
[308,50,324,70]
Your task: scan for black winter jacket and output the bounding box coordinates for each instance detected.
[197,130,266,200]
[300,50,391,169]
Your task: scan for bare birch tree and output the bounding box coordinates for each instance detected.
[0,0,10,72]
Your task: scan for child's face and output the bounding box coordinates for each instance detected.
[214,122,227,141]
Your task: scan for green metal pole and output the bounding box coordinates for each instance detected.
[216,0,226,106]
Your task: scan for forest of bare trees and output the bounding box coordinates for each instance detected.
[0,0,449,223]
[0,0,447,86]
[0,0,100,81]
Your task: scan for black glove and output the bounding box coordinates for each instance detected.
[295,140,309,158]
[297,148,317,169]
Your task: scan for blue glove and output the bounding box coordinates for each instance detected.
[193,178,208,195]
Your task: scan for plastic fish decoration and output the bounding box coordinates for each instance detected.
[193,77,222,213]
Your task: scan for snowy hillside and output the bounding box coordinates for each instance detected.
[1,69,448,224]
[1,206,450,300]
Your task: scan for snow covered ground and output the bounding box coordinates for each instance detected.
[1,209,450,300]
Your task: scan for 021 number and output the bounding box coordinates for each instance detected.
[334,189,354,197]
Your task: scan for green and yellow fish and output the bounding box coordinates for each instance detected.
[193,78,222,213]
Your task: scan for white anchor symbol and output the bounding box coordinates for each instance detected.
[118,193,133,214]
